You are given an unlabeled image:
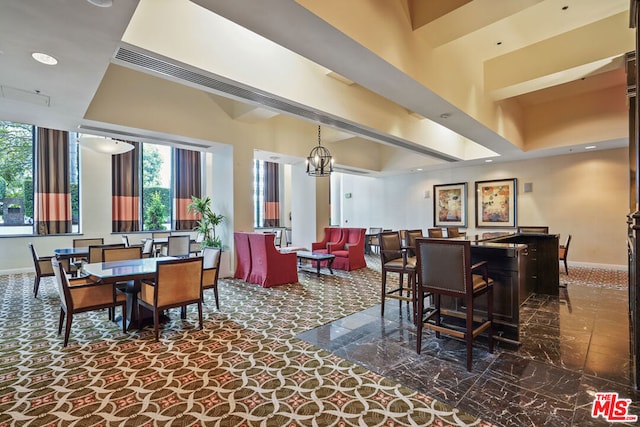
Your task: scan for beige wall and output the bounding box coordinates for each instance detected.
[359,147,628,266]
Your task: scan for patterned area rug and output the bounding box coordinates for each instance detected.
[0,257,492,426]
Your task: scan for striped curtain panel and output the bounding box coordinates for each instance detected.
[112,142,140,232]
[263,161,280,228]
[173,148,201,230]
[34,128,71,235]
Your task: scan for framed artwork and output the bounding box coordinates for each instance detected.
[433,182,467,227]
[475,178,517,228]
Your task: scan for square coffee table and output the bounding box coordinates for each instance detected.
[295,251,335,277]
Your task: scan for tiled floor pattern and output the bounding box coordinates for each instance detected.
[298,267,639,426]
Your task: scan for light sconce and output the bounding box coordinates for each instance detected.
[306,125,334,177]
[78,134,134,155]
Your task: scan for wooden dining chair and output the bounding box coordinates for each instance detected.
[427,228,443,238]
[87,243,126,264]
[367,227,383,254]
[415,238,494,371]
[142,239,154,258]
[52,258,127,347]
[102,246,142,262]
[152,231,172,256]
[404,229,423,258]
[29,243,68,298]
[71,238,104,270]
[137,257,204,341]
[166,235,191,258]
[73,238,104,248]
[379,231,417,321]
[446,227,466,238]
[559,234,572,275]
[202,247,222,310]
[102,246,143,320]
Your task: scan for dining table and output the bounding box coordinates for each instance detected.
[53,247,89,259]
[81,256,176,330]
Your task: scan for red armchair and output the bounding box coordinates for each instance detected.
[312,227,343,254]
[247,233,298,287]
[329,227,367,271]
[234,232,252,281]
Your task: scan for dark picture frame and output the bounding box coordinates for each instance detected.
[433,182,467,227]
[475,178,517,228]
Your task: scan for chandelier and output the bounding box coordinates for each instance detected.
[306,126,334,177]
[78,134,134,155]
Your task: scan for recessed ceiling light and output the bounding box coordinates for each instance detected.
[585,145,596,150]
[485,159,493,163]
[31,52,57,65]
[87,0,113,7]
[416,168,423,171]
[439,113,451,119]
[496,41,502,46]
[562,5,569,10]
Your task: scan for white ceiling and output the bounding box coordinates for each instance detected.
[0,0,632,175]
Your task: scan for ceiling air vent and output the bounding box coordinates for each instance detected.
[113,46,458,163]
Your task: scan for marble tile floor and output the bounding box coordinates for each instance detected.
[297,283,639,426]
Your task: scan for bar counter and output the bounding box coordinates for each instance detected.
[439,232,559,345]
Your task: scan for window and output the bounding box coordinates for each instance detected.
[253,160,266,228]
[142,144,172,231]
[253,160,280,228]
[112,143,201,232]
[0,121,79,235]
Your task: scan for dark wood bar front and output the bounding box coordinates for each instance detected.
[483,232,560,296]
[438,232,559,345]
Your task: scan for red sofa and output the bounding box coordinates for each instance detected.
[234,232,252,281]
[328,227,367,271]
[311,227,343,254]
[246,233,298,287]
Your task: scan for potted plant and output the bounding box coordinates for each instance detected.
[188,196,225,249]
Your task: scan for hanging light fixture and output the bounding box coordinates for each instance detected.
[306,125,334,177]
[78,134,135,155]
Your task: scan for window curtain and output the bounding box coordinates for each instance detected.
[34,128,71,235]
[173,148,201,230]
[112,141,140,232]
[263,161,280,228]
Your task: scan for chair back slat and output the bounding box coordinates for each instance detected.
[379,231,402,263]
[427,228,443,238]
[202,247,222,292]
[405,229,423,257]
[417,239,467,294]
[73,238,104,248]
[203,247,221,270]
[152,231,172,240]
[28,243,42,275]
[51,259,71,312]
[142,239,154,257]
[88,244,125,263]
[103,246,142,262]
[155,258,203,307]
[167,235,191,257]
